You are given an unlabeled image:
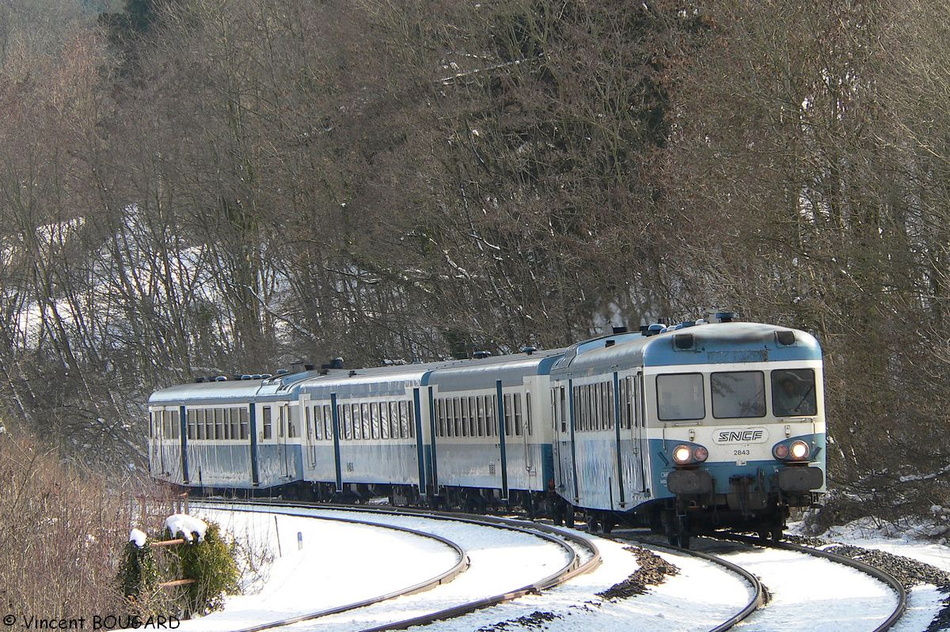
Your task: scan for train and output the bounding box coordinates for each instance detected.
[147,313,826,546]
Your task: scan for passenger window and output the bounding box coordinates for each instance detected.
[230,409,240,440]
[559,388,567,433]
[514,394,523,436]
[712,371,766,418]
[262,407,272,440]
[656,374,705,421]
[288,406,299,439]
[488,395,497,436]
[771,369,817,416]
[342,405,352,440]
[379,402,389,440]
[352,404,361,440]
[400,401,412,438]
[315,406,323,440]
[476,397,485,437]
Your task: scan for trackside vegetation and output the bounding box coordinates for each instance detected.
[120,518,241,618]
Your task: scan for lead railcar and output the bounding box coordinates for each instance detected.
[548,317,826,545]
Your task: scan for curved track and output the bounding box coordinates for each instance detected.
[719,533,907,632]
[194,501,470,632]
[192,500,601,632]
[612,532,765,632]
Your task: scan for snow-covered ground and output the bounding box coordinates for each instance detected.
[179,508,950,632]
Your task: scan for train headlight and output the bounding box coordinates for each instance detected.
[773,438,811,462]
[673,445,693,464]
[789,440,810,460]
[672,443,709,466]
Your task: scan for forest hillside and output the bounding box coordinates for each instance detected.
[0,0,946,524]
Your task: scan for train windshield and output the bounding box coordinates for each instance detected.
[771,369,817,416]
[657,373,705,421]
[712,371,766,418]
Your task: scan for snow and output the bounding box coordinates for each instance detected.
[165,513,208,542]
[176,508,950,632]
[717,547,895,632]
[129,528,147,548]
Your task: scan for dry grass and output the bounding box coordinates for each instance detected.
[0,429,176,621]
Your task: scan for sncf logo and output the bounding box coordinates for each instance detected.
[713,428,769,444]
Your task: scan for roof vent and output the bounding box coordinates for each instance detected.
[520,346,537,355]
[710,311,737,323]
[775,330,796,346]
[472,350,492,359]
[321,358,345,370]
[673,333,695,350]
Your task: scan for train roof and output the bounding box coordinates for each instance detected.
[298,347,567,397]
[148,370,318,406]
[423,347,566,392]
[296,361,444,398]
[148,321,821,405]
[552,321,821,377]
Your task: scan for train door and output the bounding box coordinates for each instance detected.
[149,408,165,476]
[551,383,575,501]
[629,372,647,492]
[304,398,317,469]
[278,403,291,478]
[249,403,260,486]
[521,392,534,476]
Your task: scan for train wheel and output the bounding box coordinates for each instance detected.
[584,510,599,533]
[664,511,690,548]
[770,525,784,542]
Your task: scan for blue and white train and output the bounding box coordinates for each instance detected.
[148,314,826,545]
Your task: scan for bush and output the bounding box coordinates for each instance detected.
[172,521,241,616]
[119,538,160,600]
[120,517,241,618]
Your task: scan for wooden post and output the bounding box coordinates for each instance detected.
[158,579,197,588]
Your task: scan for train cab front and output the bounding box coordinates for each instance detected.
[660,430,826,545]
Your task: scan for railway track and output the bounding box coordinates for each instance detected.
[184,500,912,631]
[648,531,907,632]
[717,533,907,632]
[189,500,601,632]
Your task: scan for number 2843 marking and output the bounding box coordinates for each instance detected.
[733,449,750,456]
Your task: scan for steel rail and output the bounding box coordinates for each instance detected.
[610,532,765,632]
[193,500,470,632]
[194,499,602,632]
[719,533,907,632]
